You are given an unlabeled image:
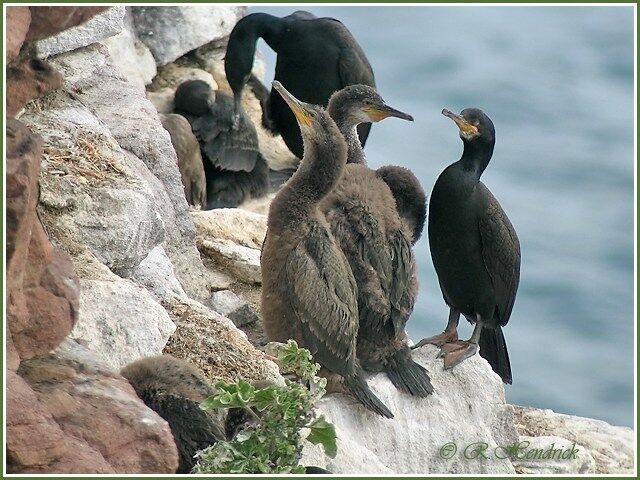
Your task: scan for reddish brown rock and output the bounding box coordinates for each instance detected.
[8,340,179,474]
[26,7,108,42]
[6,58,62,117]
[6,6,31,63]
[6,119,79,360]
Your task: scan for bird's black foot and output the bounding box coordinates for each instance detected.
[442,341,479,370]
[411,329,459,349]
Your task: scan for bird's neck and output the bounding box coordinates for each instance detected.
[459,140,494,180]
[272,130,347,224]
[342,125,366,165]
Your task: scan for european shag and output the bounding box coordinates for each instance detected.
[413,108,521,385]
[320,85,432,397]
[120,355,251,473]
[225,11,376,159]
[173,79,269,209]
[159,113,207,209]
[261,81,393,418]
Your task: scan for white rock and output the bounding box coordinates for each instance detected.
[513,405,635,474]
[23,101,164,276]
[191,208,267,249]
[132,245,188,302]
[238,192,276,216]
[101,7,156,91]
[301,345,518,474]
[72,276,176,371]
[511,435,595,474]
[208,290,258,327]
[34,6,126,59]
[131,6,245,66]
[48,43,215,300]
[199,239,262,285]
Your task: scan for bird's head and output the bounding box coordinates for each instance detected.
[272,81,331,138]
[328,84,414,128]
[442,107,495,144]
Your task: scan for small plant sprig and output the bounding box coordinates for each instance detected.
[192,340,337,474]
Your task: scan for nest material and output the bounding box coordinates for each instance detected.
[163,299,278,385]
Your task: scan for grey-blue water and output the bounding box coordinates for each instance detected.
[250,6,635,427]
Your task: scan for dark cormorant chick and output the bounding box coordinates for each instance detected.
[320,85,433,397]
[159,113,207,208]
[120,355,251,473]
[225,11,375,159]
[375,165,427,244]
[174,79,269,209]
[261,81,393,418]
[413,108,521,384]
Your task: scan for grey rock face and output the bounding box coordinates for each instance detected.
[34,6,126,59]
[72,275,176,371]
[102,8,156,91]
[22,101,164,277]
[132,245,188,302]
[131,6,245,66]
[47,43,214,299]
[513,405,635,474]
[208,290,259,327]
[199,239,262,285]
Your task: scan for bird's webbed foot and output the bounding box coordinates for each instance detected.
[411,329,459,349]
[442,341,479,370]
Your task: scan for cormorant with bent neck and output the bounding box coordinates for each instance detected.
[413,108,521,385]
[261,81,393,418]
[320,85,433,397]
[225,11,375,159]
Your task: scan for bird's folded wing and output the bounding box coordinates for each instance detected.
[285,223,359,377]
[479,195,521,326]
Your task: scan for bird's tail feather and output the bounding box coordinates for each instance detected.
[479,326,512,384]
[385,347,433,397]
[344,373,394,419]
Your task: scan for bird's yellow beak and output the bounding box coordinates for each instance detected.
[273,81,313,127]
[442,109,478,135]
[363,104,414,123]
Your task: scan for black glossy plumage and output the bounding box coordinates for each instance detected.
[174,80,268,209]
[428,108,520,384]
[225,11,376,159]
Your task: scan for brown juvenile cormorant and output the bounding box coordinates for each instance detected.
[159,113,207,208]
[121,355,251,473]
[173,79,269,209]
[375,165,427,244]
[261,81,393,418]
[320,85,433,397]
[413,108,521,385]
[225,11,375,159]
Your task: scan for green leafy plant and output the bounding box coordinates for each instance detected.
[192,340,337,474]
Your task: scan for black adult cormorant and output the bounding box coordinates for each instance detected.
[413,108,521,385]
[320,85,433,397]
[261,81,393,418]
[225,11,375,159]
[173,79,269,209]
[121,355,251,473]
[159,113,207,208]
